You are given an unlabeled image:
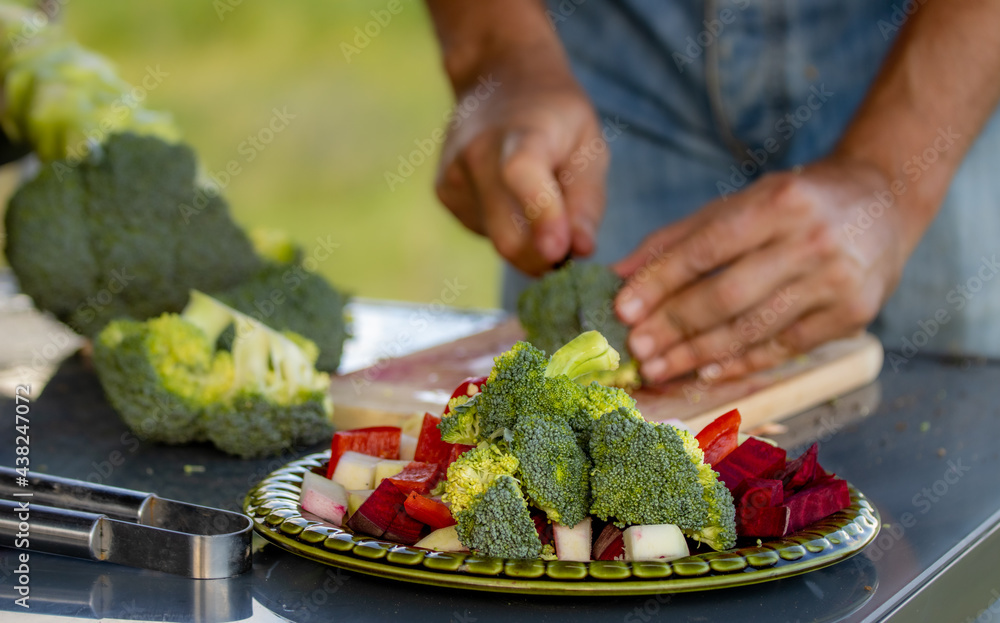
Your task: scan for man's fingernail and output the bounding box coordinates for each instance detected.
[643,358,667,379]
[539,234,564,262]
[699,363,723,380]
[618,297,643,323]
[574,216,596,240]
[629,334,654,359]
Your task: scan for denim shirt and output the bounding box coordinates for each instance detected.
[502,0,1000,362]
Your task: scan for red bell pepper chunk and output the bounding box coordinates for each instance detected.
[387,461,442,495]
[403,491,456,530]
[696,408,742,466]
[326,426,401,478]
[414,412,454,465]
[443,376,487,415]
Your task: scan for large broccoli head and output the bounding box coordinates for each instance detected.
[4,132,262,336]
[93,290,333,458]
[517,262,639,388]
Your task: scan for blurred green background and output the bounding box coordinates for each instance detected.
[0,0,501,308]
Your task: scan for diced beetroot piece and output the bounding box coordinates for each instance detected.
[442,444,476,472]
[443,376,488,414]
[784,478,852,533]
[327,426,402,478]
[345,479,407,538]
[387,461,442,495]
[736,505,791,538]
[403,492,456,530]
[414,413,454,465]
[530,510,554,546]
[592,523,625,561]
[383,509,428,545]
[776,443,820,495]
[734,478,784,509]
[714,438,788,492]
[696,409,742,466]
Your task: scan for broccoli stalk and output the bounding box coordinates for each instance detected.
[93,290,333,458]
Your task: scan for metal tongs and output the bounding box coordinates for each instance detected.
[0,467,252,578]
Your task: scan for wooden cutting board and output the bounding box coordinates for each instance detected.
[328,318,884,435]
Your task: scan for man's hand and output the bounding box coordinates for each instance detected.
[426,0,608,276]
[613,159,911,384]
[436,77,607,275]
[614,0,1000,384]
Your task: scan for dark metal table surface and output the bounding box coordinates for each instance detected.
[1,293,999,622]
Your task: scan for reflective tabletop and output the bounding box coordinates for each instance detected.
[1,295,999,622]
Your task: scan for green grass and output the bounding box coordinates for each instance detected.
[0,0,501,308]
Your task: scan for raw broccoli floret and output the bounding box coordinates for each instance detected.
[518,262,639,388]
[475,331,623,440]
[475,341,549,438]
[4,133,261,336]
[93,290,333,458]
[589,407,736,551]
[510,413,591,527]
[453,475,542,559]
[441,443,520,514]
[213,260,350,372]
[438,397,482,445]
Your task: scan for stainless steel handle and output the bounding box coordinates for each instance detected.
[0,499,100,559]
[0,466,149,521]
[0,468,253,578]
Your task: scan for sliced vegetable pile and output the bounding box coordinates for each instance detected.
[301,331,855,561]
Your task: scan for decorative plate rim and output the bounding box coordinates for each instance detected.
[244,451,881,596]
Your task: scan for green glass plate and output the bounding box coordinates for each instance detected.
[244,452,881,596]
